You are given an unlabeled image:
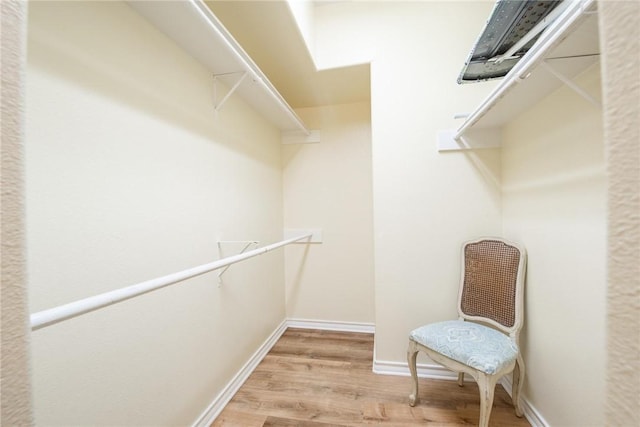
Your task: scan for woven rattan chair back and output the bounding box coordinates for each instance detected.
[458,238,524,335]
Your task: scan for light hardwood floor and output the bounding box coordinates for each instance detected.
[212,329,531,426]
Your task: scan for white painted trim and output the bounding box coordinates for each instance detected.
[286,318,375,334]
[191,319,288,427]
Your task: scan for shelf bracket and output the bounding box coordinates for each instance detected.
[437,128,501,151]
[281,129,321,145]
[213,71,249,111]
[216,240,259,285]
[283,229,323,243]
[541,60,601,108]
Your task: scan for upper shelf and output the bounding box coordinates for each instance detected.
[455,0,600,142]
[128,0,309,134]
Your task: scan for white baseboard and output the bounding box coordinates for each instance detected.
[191,319,288,427]
[500,375,549,427]
[286,318,375,334]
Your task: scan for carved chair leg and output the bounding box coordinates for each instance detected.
[476,374,498,427]
[512,355,525,417]
[407,340,419,406]
[457,372,464,387]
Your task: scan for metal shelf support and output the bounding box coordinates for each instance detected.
[216,240,259,285]
[213,71,248,111]
[541,60,601,108]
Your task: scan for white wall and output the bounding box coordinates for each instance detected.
[310,3,612,425]
[283,102,374,324]
[286,0,316,65]
[26,2,285,425]
[502,65,606,425]
[314,1,501,364]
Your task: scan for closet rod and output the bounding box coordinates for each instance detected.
[30,233,312,331]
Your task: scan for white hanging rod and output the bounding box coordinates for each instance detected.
[30,233,312,331]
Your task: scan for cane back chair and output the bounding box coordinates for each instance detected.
[407,237,527,427]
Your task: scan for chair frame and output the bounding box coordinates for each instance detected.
[407,237,527,427]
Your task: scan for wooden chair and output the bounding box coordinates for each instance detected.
[407,237,527,427]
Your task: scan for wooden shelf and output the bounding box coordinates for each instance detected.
[128,0,309,133]
[455,0,600,145]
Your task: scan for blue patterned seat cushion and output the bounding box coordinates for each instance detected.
[410,320,518,375]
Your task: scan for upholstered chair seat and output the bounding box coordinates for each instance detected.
[410,320,519,375]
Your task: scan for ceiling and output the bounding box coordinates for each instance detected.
[205,0,370,109]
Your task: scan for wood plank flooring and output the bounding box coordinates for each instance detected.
[212,329,531,426]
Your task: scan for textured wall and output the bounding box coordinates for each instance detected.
[600,1,640,425]
[0,0,34,425]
